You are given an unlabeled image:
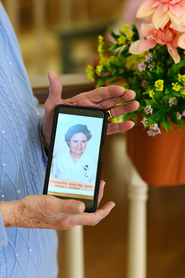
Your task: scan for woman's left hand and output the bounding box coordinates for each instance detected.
[42,71,140,146]
[1,181,115,229]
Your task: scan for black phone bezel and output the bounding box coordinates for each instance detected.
[43,104,107,212]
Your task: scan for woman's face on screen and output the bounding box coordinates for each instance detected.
[68,132,87,157]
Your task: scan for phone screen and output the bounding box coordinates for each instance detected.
[44,105,107,212]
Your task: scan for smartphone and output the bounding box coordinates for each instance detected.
[43,104,108,212]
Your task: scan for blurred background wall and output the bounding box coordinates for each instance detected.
[2,2,185,278]
[1,0,124,77]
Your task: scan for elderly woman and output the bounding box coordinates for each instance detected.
[0,2,139,276]
[51,124,96,183]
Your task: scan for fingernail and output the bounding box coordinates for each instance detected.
[102,181,106,188]
[48,72,51,88]
[75,203,85,214]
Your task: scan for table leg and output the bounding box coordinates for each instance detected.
[65,225,84,278]
[123,155,148,278]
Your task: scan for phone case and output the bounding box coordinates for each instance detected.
[43,104,108,212]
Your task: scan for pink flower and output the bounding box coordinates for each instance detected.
[147,123,161,136]
[145,53,153,61]
[141,80,149,88]
[168,96,177,106]
[138,61,146,71]
[141,117,148,126]
[176,112,182,119]
[178,32,185,47]
[137,0,185,29]
[129,22,183,63]
[144,105,153,114]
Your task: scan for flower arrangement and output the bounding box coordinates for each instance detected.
[86,0,185,136]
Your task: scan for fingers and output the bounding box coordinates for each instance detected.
[46,74,139,119]
[107,121,135,135]
[92,87,137,109]
[97,180,105,206]
[44,196,114,230]
[69,180,115,227]
[66,85,138,109]
[105,100,139,134]
[73,202,115,226]
[59,199,86,215]
[46,75,139,116]
[44,195,85,215]
[108,100,140,119]
[18,193,114,230]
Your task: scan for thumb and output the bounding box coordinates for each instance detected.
[47,71,63,105]
[44,71,69,116]
[42,71,66,145]
[61,199,86,215]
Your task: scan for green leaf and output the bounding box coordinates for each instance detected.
[170,63,180,75]
[120,45,129,54]
[138,105,145,112]
[107,26,120,40]
[161,116,172,131]
[164,87,170,95]
[169,110,178,124]
[177,120,183,130]
[142,87,151,96]
[122,111,138,123]
[131,24,139,41]
[96,75,112,87]
[145,98,158,106]
[109,44,120,51]
[167,70,172,78]
[177,59,185,69]
[146,71,157,80]
[119,30,124,36]
[161,120,168,131]
[108,78,124,85]
[156,66,164,78]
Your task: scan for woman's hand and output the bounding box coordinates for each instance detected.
[41,71,139,146]
[0,181,115,230]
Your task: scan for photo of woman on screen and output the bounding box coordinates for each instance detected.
[51,124,97,183]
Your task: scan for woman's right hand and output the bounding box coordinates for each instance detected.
[41,71,139,147]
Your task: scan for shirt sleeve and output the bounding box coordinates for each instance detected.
[0,211,8,248]
[34,95,49,166]
[38,119,48,168]
[33,95,45,116]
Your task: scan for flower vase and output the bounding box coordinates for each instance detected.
[126,117,185,187]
